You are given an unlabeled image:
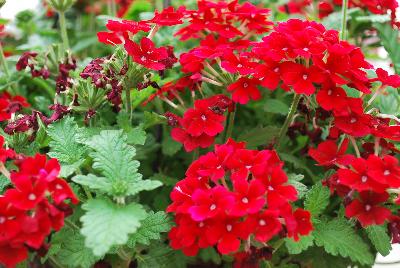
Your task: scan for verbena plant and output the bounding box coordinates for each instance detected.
[0,0,399,267]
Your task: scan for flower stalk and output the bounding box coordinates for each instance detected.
[340,0,349,40]
[58,11,70,50]
[276,94,301,151]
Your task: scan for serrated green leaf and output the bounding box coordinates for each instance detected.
[127,211,172,248]
[142,111,167,129]
[126,179,162,196]
[366,225,392,256]
[237,126,280,149]
[49,226,99,268]
[285,234,314,254]
[304,183,330,217]
[127,127,147,145]
[47,117,86,164]
[287,173,307,199]
[60,160,85,178]
[314,219,374,265]
[85,130,139,181]
[80,198,147,256]
[322,8,359,31]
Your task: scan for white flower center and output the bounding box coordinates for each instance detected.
[237,64,243,68]
[350,118,357,123]
[0,216,5,224]
[365,205,372,211]
[226,224,232,232]
[259,219,266,226]
[384,170,390,176]
[303,48,309,51]
[268,186,274,191]
[361,176,368,183]
[201,115,207,121]
[140,56,146,61]
[210,204,217,210]
[55,184,63,190]
[28,193,36,201]
[302,74,308,80]
[274,68,279,73]
[242,197,249,204]
[327,90,332,95]
[243,83,248,88]
[199,222,204,228]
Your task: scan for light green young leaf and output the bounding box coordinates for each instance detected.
[314,219,374,265]
[127,211,173,248]
[304,183,330,217]
[285,234,314,254]
[47,117,86,164]
[80,198,147,256]
[85,130,139,181]
[72,174,112,193]
[366,225,392,256]
[287,174,307,199]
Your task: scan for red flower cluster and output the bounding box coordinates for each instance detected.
[280,0,399,26]
[0,137,78,267]
[0,92,30,122]
[168,139,312,255]
[167,95,233,152]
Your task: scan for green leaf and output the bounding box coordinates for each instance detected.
[127,211,172,248]
[47,117,86,164]
[314,219,374,265]
[72,174,112,193]
[149,173,178,187]
[0,174,10,194]
[285,235,314,254]
[356,14,390,23]
[366,225,392,256]
[49,226,99,268]
[80,198,147,256]
[85,130,139,181]
[264,99,289,115]
[127,127,147,145]
[280,153,317,182]
[287,174,307,199]
[322,8,359,30]
[161,134,182,156]
[375,22,400,73]
[237,126,280,149]
[304,183,330,217]
[137,242,187,268]
[142,111,166,129]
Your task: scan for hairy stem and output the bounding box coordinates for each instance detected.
[340,0,349,40]
[276,94,301,151]
[0,44,17,94]
[224,104,237,142]
[59,11,70,50]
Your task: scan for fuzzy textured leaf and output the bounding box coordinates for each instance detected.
[47,117,86,164]
[50,226,99,268]
[314,219,374,265]
[80,198,147,256]
[366,225,392,256]
[285,234,314,254]
[85,130,139,180]
[72,174,112,193]
[304,183,330,217]
[127,211,172,248]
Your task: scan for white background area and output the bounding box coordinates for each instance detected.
[1,0,400,267]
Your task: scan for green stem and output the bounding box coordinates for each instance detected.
[125,87,132,120]
[224,104,237,142]
[340,0,349,40]
[0,44,17,94]
[276,94,301,151]
[59,11,70,50]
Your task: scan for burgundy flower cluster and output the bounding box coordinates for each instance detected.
[0,136,78,267]
[168,139,312,255]
[166,95,233,152]
[281,0,399,26]
[16,52,50,79]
